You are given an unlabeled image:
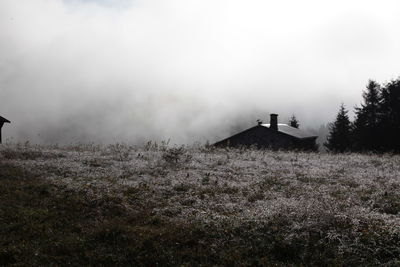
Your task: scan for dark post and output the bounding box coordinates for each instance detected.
[0,116,11,144]
[0,122,3,144]
[270,114,278,131]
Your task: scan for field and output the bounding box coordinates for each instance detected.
[1,142,399,266]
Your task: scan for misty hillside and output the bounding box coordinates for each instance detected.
[1,142,399,266]
[2,2,400,265]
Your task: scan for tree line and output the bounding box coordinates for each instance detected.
[325,78,400,153]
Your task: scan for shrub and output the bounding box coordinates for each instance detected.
[162,146,192,166]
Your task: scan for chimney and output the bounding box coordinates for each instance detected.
[270,114,278,131]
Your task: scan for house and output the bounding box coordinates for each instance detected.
[214,114,318,150]
[0,116,10,144]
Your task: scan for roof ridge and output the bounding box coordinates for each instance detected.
[260,123,317,139]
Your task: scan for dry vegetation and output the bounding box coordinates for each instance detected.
[1,141,399,266]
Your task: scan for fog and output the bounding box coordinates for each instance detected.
[1,0,400,144]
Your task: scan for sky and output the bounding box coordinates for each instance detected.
[1,0,400,144]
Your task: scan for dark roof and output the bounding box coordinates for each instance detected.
[261,124,317,139]
[0,116,10,123]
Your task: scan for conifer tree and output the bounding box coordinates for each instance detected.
[325,104,352,152]
[288,114,299,128]
[352,80,381,151]
[379,78,400,151]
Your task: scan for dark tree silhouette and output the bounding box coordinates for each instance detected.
[379,78,400,152]
[352,80,381,151]
[325,104,352,152]
[326,77,400,153]
[288,114,299,128]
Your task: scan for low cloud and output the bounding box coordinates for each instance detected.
[1,0,400,144]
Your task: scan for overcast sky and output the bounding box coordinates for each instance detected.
[1,0,400,144]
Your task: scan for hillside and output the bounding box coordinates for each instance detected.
[1,142,399,266]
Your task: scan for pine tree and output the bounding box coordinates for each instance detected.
[379,78,400,152]
[288,114,299,128]
[325,104,352,152]
[352,80,381,151]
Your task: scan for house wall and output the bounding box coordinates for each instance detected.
[293,137,318,151]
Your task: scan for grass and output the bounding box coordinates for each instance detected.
[0,143,399,266]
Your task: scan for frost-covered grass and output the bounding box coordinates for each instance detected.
[1,142,399,266]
